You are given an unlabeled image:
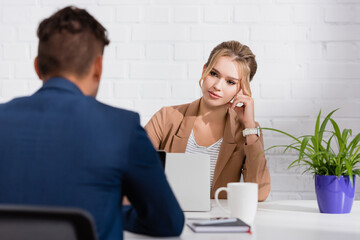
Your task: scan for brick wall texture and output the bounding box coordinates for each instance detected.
[1,0,360,200]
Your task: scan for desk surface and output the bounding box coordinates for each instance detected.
[124,200,360,240]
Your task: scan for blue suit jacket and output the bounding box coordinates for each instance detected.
[0,77,184,240]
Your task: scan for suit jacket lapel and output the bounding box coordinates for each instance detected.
[170,98,201,152]
[212,109,238,188]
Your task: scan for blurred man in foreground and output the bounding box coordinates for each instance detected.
[0,6,184,240]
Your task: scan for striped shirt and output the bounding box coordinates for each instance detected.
[185,130,223,190]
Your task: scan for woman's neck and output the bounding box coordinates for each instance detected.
[198,98,227,124]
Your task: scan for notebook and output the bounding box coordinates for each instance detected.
[158,152,210,212]
[187,218,251,233]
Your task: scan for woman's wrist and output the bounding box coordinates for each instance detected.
[245,134,258,145]
[243,122,258,145]
[243,121,256,129]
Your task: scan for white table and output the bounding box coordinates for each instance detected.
[124,200,360,239]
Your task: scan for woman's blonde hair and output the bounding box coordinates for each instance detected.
[199,41,257,96]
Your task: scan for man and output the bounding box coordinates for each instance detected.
[0,6,184,240]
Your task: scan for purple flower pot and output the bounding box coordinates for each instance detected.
[315,174,356,214]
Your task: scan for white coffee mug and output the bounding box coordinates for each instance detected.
[215,182,258,224]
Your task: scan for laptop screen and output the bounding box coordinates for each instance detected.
[161,152,211,211]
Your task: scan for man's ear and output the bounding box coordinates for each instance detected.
[93,56,103,83]
[34,57,43,80]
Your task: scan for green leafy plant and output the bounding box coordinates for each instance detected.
[262,109,360,186]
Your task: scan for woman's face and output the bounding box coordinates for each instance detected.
[201,56,241,108]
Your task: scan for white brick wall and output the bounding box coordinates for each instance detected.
[3,44,29,61]
[144,7,170,23]
[0,64,10,79]
[293,5,324,23]
[116,44,145,60]
[174,43,204,60]
[174,7,200,23]
[204,6,231,23]
[251,26,308,41]
[133,25,187,41]
[0,26,16,41]
[116,6,141,22]
[1,0,360,201]
[327,43,358,60]
[145,43,172,60]
[260,5,292,23]
[234,5,260,23]
[325,6,356,23]
[191,25,249,41]
[311,26,360,41]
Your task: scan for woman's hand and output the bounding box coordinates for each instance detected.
[227,80,256,129]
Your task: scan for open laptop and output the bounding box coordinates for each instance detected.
[157,151,210,212]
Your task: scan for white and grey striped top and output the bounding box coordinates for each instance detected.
[185,130,223,190]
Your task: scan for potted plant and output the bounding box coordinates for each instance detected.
[262,109,360,214]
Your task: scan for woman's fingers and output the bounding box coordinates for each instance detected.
[240,79,250,96]
[230,94,251,110]
[229,80,252,109]
[230,80,255,128]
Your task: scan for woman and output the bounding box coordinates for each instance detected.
[145,41,270,201]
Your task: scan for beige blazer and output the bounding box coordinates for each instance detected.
[144,98,271,201]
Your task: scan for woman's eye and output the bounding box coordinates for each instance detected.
[210,71,218,77]
[227,80,235,85]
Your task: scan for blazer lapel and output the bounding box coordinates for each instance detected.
[170,98,201,152]
[212,109,238,188]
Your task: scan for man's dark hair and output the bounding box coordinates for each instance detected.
[37,6,110,78]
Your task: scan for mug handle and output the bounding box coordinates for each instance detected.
[215,187,231,215]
